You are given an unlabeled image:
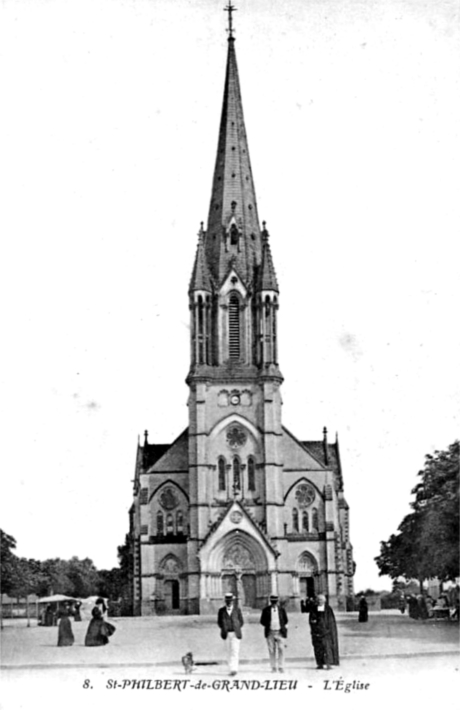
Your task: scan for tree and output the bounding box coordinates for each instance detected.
[375,441,459,586]
[375,513,432,591]
[411,441,459,581]
[116,534,133,614]
[66,557,100,597]
[97,568,124,599]
[1,530,20,595]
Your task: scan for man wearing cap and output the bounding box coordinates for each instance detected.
[217,592,244,676]
[260,594,288,672]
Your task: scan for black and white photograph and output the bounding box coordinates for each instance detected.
[1,1,459,708]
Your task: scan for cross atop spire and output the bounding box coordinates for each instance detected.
[224,3,237,39]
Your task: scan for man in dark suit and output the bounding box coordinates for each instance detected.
[260,594,288,672]
[217,592,244,676]
[304,593,339,670]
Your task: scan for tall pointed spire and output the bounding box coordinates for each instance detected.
[204,24,262,285]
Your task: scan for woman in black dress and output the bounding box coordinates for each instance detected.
[84,607,116,646]
[57,605,74,647]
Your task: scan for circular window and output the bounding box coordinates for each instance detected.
[295,483,316,508]
[226,425,247,449]
[159,487,179,510]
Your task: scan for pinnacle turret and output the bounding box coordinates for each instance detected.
[189,223,212,293]
[258,223,279,292]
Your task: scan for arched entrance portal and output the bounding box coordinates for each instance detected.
[164,579,180,610]
[209,531,270,608]
[297,551,318,599]
[222,541,257,607]
[159,555,183,614]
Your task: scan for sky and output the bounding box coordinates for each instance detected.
[1,0,459,594]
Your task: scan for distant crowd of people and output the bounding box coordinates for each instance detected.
[41,598,116,647]
[399,588,459,621]
[213,591,339,676]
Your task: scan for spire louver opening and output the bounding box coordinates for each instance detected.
[228,293,240,360]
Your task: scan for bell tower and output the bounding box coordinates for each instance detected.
[186,12,284,612]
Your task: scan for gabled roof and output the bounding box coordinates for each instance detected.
[199,500,279,562]
[302,439,344,490]
[140,443,171,472]
[281,426,325,470]
[204,37,262,285]
[145,428,189,474]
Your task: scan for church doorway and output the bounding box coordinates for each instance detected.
[217,533,269,608]
[164,579,180,611]
[300,576,315,599]
[242,574,257,607]
[222,574,237,597]
[297,551,318,601]
[222,572,257,607]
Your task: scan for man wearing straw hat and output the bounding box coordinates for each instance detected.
[260,594,288,673]
[217,592,244,676]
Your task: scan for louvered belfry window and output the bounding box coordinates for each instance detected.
[228,293,240,360]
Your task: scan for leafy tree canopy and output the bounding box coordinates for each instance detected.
[1,529,18,595]
[1,531,131,607]
[375,441,459,585]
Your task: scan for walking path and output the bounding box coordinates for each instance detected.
[1,612,458,709]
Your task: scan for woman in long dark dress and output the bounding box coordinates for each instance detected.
[95,597,108,619]
[358,595,368,622]
[57,606,74,647]
[85,607,116,646]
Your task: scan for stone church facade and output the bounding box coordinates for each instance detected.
[129,23,354,616]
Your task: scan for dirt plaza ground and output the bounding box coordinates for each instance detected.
[1,611,458,710]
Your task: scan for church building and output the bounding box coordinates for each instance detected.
[129,11,354,615]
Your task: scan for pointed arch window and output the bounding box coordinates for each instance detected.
[302,511,309,532]
[228,292,240,360]
[157,511,164,536]
[293,508,299,532]
[166,513,174,535]
[176,510,184,534]
[248,456,256,492]
[312,507,319,531]
[233,457,241,492]
[218,457,226,491]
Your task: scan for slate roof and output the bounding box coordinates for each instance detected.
[146,428,189,473]
[204,37,263,285]
[302,440,344,490]
[141,443,171,472]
